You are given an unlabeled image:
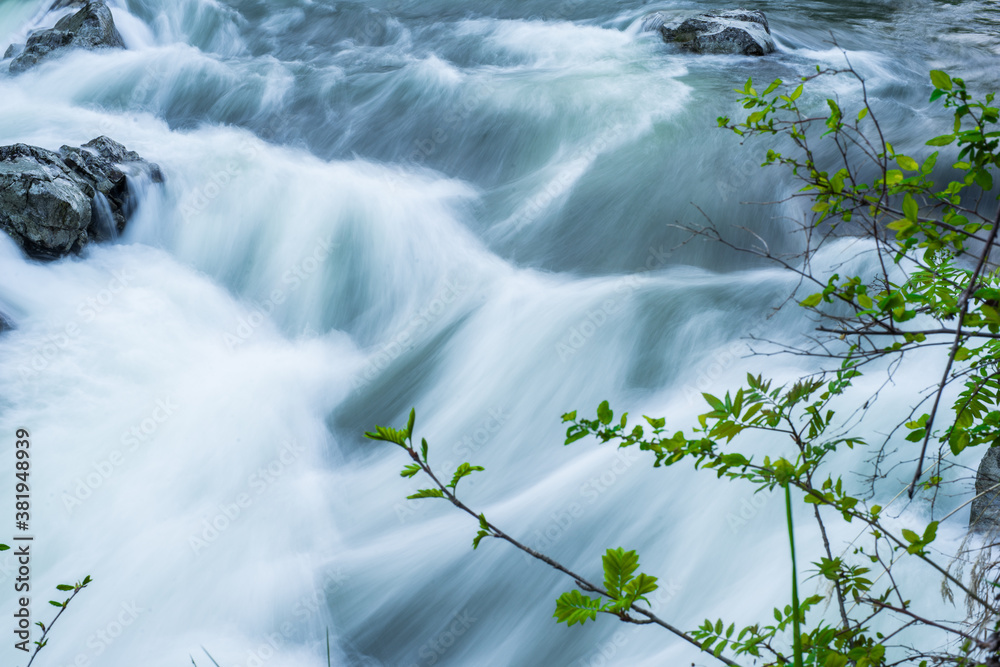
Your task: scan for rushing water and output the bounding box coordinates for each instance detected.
[0,1,997,665]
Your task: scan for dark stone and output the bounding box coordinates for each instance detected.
[0,137,163,260]
[645,8,776,57]
[9,1,125,74]
[971,447,1000,534]
[49,0,88,9]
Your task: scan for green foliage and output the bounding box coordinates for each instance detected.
[554,547,659,625]
[553,590,602,626]
[26,575,92,666]
[368,66,1000,667]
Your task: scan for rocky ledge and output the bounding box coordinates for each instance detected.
[5,0,125,74]
[643,9,776,57]
[971,447,1000,534]
[0,136,163,260]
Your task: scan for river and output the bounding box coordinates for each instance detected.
[0,0,995,665]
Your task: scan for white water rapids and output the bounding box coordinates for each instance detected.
[1,0,998,665]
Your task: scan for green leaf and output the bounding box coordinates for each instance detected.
[421,438,429,463]
[400,463,421,478]
[624,573,659,601]
[55,584,74,592]
[897,156,919,172]
[702,393,726,412]
[597,401,613,425]
[930,70,953,91]
[364,425,409,447]
[923,521,939,543]
[407,488,445,500]
[901,528,920,544]
[472,530,490,550]
[0,544,9,552]
[902,193,918,222]
[553,590,602,626]
[885,169,904,185]
[602,548,640,599]
[449,462,485,490]
[790,84,803,101]
[926,134,956,147]
[644,415,666,429]
[406,409,416,439]
[886,220,915,234]
[49,601,64,608]
[800,293,823,308]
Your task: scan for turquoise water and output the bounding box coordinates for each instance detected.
[0,0,993,664]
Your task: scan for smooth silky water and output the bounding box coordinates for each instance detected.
[0,0,996,664]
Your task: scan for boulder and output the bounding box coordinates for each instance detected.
[8,1,125,74]
[0,137,163,260]
[645,9,776,56]
[49,0,89,9]
[971,447,1000,534]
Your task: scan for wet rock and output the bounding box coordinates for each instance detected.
[3,43,23,60]
[644,9,776,56]
[0,137,163,260]
[9,1,125,74]
[971,447,1000,534]
[49,0,89,9]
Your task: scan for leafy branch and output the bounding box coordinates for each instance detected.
[26,575,92,667]
[365,410,745,667]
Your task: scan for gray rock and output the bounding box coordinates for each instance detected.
[49,0,89,9]
[3,43,23,60]
[645,8,776,56]
[0,137,163,260]
[9,1,125,74]
[971,447,1000,534]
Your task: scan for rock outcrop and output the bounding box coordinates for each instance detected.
[644,9,776,56]
[0,137,163,260]
[971,447,1000,534]
[7,1,125,74]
